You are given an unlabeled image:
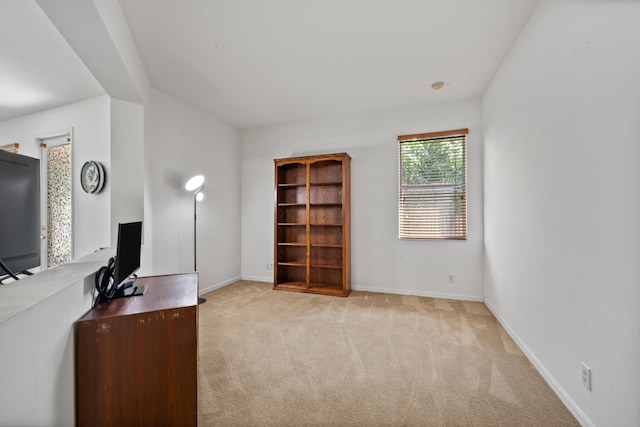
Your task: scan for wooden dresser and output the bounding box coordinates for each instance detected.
[76,273,198,427]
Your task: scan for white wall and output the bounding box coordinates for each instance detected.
[0,251,107,427]
[482,1,640,426]
[0,277,94,426]
[110,98,144,245]
[241,99,484,300]
[145,89,241,291]
[0,95,111,259]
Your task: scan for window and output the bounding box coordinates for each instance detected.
[398,128,468,240]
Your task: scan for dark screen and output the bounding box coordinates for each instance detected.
[0,151,41,273]
[114,221,142,287]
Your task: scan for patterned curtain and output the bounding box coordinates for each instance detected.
[47,144,72,267]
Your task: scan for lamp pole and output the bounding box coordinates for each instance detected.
[193,192,198,271]
[185,175,206,304]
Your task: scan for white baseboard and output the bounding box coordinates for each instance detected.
[232,278,483,301]
[483,299,594,427]
[241,275,273,283]
[352,285,484,302]
[199,275,242,295]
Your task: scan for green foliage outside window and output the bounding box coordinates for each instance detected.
[400,139,464,186]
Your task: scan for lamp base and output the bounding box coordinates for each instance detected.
[198,297,207,304]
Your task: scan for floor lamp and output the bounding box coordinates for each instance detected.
[185,175,206,304]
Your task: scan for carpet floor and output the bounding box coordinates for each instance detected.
[197,281,578,426]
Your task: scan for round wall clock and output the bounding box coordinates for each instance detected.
[80,161,106,194]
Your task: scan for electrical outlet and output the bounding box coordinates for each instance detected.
[581,362,591,391]
[266,263,274,270]
[448,274,455,283]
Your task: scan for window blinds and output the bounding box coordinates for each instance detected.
[398,129,468,240]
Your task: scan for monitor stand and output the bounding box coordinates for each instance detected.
[115,282,148,298]
[0,258,19,283]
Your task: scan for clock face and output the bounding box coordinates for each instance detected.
[80,161,105,193]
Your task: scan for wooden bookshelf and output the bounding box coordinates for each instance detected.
[274,153,351,297]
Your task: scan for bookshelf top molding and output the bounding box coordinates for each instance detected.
[274,152,351,164]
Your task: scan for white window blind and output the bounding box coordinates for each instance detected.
[398,129,468,240]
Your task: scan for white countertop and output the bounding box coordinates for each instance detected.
[0,249,115,323]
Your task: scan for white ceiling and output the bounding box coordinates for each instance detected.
[118,0,539,128]
[0,0,104,122]
[0,0,539,129]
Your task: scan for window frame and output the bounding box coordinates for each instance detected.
[397,128,468,241]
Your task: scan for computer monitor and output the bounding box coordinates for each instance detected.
[113,221,145,297]
[0,150,40,279]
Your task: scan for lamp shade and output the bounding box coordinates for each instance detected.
[185,175,205,192]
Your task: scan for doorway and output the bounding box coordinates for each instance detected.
[38,129,73,269]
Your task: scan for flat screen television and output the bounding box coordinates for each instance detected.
[113,221,145,297]
[0,150,40,279]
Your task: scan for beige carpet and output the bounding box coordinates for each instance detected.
[198,281,578,426]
